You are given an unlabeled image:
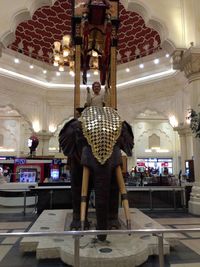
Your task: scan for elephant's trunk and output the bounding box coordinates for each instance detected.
[94,166,111,241]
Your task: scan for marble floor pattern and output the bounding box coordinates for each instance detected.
[0,210,200,266]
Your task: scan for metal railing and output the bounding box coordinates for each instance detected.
[0,188,37,215]
[1,227,200,267]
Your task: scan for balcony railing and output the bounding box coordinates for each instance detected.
[1,227,200,267]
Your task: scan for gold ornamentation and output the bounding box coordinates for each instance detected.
[80,106,122,164]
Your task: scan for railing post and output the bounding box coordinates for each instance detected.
[149,188,153,210]
[23,191,26,215]
[157,233,164,267]
[74,235,80,267]
[49,190,53,209]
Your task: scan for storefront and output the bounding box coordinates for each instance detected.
[137,158,173,175]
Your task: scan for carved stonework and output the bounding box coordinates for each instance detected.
[149,133,160,149]
[189,184,200,215]
[172,47,200,82]
[174,125,192,137]
[172,49,184,70]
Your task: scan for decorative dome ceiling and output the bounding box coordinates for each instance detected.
[8,0,161,66]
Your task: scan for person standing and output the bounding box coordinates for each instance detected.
[85,81,110,107]
[0,167,6,184]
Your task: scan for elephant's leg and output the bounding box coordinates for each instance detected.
[116,165,131,229]
[80,166,90,230]
[108,172,120,229]
[70,163,82,230]
[94,167,111,241]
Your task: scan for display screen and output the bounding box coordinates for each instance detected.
[50,169,60,180]
[19,168,37,182]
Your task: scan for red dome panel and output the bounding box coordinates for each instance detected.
[8,0,161,64]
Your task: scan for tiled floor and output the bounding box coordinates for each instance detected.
[0,210,200,267]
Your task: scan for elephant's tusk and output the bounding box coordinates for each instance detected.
[116,165,131,230]
[80,166,90,230]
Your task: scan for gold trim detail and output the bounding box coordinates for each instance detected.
[80,106,122,164]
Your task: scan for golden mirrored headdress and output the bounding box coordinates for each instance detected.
[80,106,122,164]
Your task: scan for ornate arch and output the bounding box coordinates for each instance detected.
[0,0,55,47]
[0,104,33,130]
[120,0,175,52]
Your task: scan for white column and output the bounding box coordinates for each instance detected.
[36,131,53,156]
[173,47,200,214]
[174,126,192,173]
[186,129,193,159]
[180,133,187,173]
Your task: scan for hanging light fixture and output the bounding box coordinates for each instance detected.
[53,35,74,72]
[69,61,75,76]
[89,50,99,75]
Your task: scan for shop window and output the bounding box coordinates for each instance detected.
[149,134,160,149]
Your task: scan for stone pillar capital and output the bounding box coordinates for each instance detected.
[172,47,200,82]
[174,125,192,136]
[36,130,53,141]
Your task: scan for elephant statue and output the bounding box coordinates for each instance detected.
[59,106,134,241]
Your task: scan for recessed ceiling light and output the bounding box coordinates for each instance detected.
[126,68,130,72]
[53,61,59,67]
[56,71,61,76]
[165,53,170,58]
[14,58,20,64]
[43,69,47,74]
[69,70,75,77]
[29,64,34,69]
[153,58,159,64]
[93,70,99,75]
[59,65,64,72]
[139,63,144,69]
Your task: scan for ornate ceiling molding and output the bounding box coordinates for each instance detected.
[121,0,170,47]
[1,0,166,65]
[0,0,55,47]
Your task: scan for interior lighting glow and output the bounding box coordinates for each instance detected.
[69,70,75,77]
[59,65,64,72]
[0,67,176,89]
[117,69,176,88]
[153,58,160,64]
[169,115,178,128]
[56,72,61,76]
[151,147,160,150]
[126,68,130,72]
[49,147,57,151]
[139,63,144,69]
[93,70,99,75]
[53,61,59,67]
[145,149,152,152]
[32,120,40,132]
[49,124,57,133]
[165,54,170,58]
[156,149,169,153]
[29,64,34,69]
[0,148,15,152]
[43,69,47,74]
[14,58,20,64]
[186,111,191,124]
